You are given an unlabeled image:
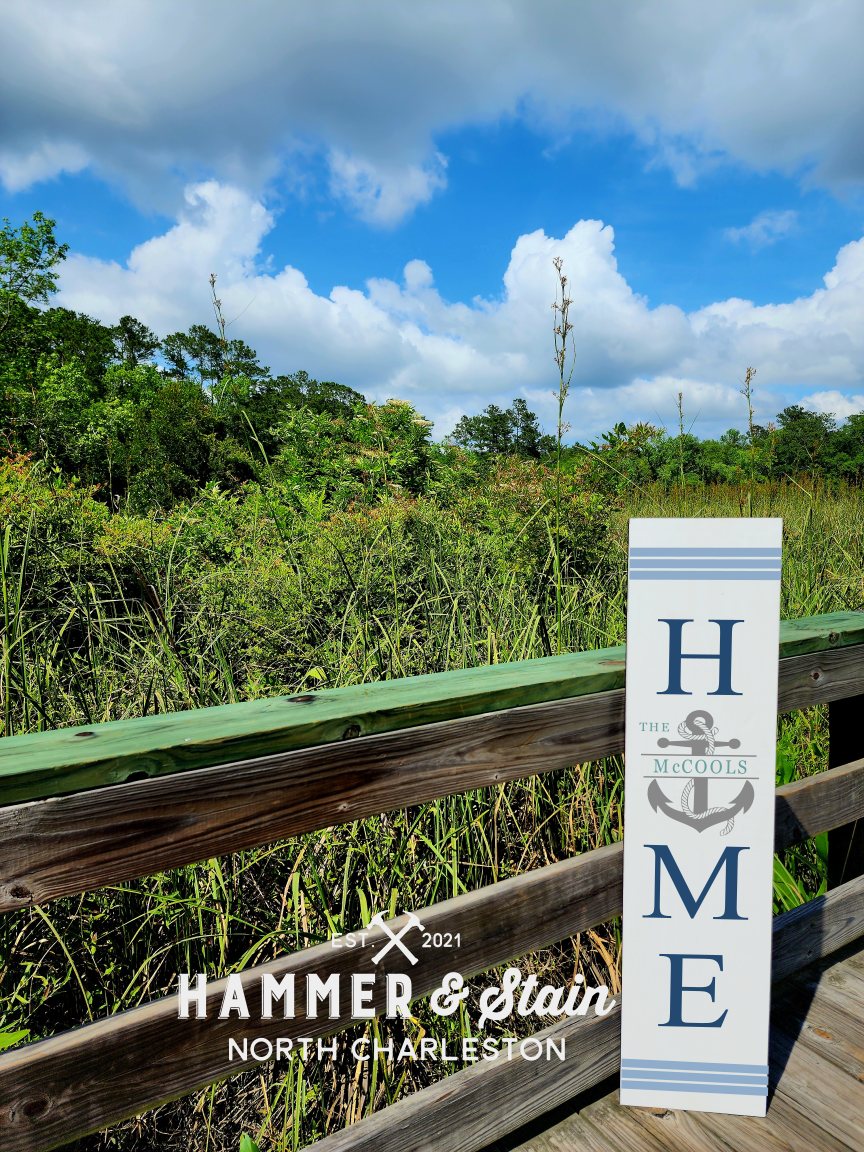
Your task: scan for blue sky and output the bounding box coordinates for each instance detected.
[2,0,863,440]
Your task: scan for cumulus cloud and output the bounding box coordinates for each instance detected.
[724,209,799,250]
[327,150,448,227]
[2,1,864,219]
[0,139,89,192]
[801,390,864,420]
[55,181,864,439]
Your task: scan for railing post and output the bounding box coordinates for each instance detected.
[828,694,864,887]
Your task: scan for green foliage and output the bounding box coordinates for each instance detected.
[162,324,269,386]
[0,1028,29,1052]
[111,314,160,367]
[450,398,555,459]
[0,211,68,334]
[569,407,864,491]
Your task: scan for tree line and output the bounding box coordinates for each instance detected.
[3,213,863,515]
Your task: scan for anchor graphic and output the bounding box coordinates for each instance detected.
[656,709,740,754]
[649,710,752,834]
[648,778,754,835]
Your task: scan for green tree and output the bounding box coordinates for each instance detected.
[450,398,553,458]
[111,315,160,366]
[772,406,836,476]
[0,212,68,334]
[162,324,268,387]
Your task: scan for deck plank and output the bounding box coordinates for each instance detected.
[581,1092,729,1152]
[773,960,864,1081]
[696,1092,853,1152]
[769,1028,864,1150]
[488,1109,619,1152]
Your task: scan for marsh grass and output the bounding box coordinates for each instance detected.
[1,477,862,1150]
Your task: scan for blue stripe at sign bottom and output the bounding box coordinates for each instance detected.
[621,1059,768,1072]
[622,1058,769,1096]
[621,1081,768,1096]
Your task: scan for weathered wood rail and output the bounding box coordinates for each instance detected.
[1,610,863,1152]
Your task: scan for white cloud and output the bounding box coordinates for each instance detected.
[327,150,448,227]
[724,210,799,250]
[0,139,89,191]
[801,390,864,420]
[2,2,864,218]
[55,181,864,440]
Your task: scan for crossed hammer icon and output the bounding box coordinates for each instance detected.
[368,911,425,966]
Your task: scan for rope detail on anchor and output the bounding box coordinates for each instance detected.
[677,714,719,754]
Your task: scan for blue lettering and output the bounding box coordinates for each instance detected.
[659,954,727,1028]
[658,619,743,696]
[644,845,749,920]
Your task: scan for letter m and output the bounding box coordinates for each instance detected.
[643,845,748,921]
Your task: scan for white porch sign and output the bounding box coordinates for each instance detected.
[620,518,782,1117]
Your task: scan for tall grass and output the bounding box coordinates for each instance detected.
[0,476,862,1150]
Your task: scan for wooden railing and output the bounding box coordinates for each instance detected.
[1,610,864,1152]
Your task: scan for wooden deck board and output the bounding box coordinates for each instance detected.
[484,1108,620,1152]
[688,1091,852,1152]
[510,1088,851,1152]
[507,945,864,1152]
[581,1092,730,1152]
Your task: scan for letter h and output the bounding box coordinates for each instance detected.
[658,619,743,696]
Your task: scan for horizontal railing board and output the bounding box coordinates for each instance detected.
[775,757,864,853]
[307,873,864,1152]
[0,646,625,807]
[1,760,862,1151]
[5,866,863,1152]
[772,869,864,985]
[776,643,864,715]
[1,644,862,913]
[1,611,862,809]
[774,610,864,658]
[0,690,625,910]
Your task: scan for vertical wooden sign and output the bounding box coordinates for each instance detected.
[620,518,782,1117]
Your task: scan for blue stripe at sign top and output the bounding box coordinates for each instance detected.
[628,571,781,581]
[629,547,782,557]
[629,558,781,569]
